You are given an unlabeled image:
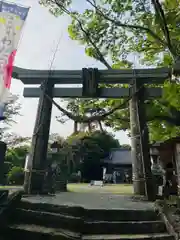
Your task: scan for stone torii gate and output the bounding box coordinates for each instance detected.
[12,66,171,198]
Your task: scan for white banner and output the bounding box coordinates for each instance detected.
[0,1,29,117]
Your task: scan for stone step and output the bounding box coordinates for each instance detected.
[20,201,84,216]
[3,224,79,240]
[5,224,174,240]
[85,209,158,222]
[82,233,174,240]
[12,209,166,235]
[19,201,159,221]
[0,190,22,229]
[14,209,83,232]
[83,221,166,235]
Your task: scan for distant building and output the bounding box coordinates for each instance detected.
[102,148,132,183]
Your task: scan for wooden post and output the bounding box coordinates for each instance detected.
[24,78,54,194]
[129,83,145,195]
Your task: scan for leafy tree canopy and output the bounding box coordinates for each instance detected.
[40,0,180,142]
[64,130,120,180]
[67,130,120,155]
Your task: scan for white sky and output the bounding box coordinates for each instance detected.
[9,0,130,144]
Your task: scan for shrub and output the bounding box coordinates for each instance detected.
[7,166,24,185]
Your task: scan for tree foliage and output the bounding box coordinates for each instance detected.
[3,133,31,148]
[6,144,30,167]
[3,97,21,124]
[40,0,180,142]
[57,130,120,181]
[0,96,22,139]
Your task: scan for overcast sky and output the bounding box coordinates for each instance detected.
[8,0,130,144]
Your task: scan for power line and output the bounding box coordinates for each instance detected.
[33,33,63,136]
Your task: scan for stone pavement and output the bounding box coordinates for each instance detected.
[23,192,154,210]
[1,185,155,210]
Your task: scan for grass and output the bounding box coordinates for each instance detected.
[67,183,133,195]
[0,185,22,188]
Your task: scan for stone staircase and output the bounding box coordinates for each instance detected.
[3,201,175,240]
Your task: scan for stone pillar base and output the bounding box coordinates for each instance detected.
[24,170,46,194]
[133,178,146,195]
[55,180,67,192]
[23,171,30,194]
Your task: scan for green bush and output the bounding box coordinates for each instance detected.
[7,166,24,185]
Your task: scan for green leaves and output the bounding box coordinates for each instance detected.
[41,0,180,142]
[6,145,29,167]
[39,0,72,17]
[85,47,99,59]
[112,60,133,69]
[163,81,180,109]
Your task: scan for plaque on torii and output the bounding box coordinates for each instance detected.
[12,66,172,197]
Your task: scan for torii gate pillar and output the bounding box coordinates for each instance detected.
[24,78,54,194]
[130,97,145,195]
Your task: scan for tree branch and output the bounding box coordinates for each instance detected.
[53,0,111,69]
[151,0,175,56]
[86,0,167,47]
[44,92,130,123]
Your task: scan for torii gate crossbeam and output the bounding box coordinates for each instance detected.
[12,66,170,84]
[23,87,162,98]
